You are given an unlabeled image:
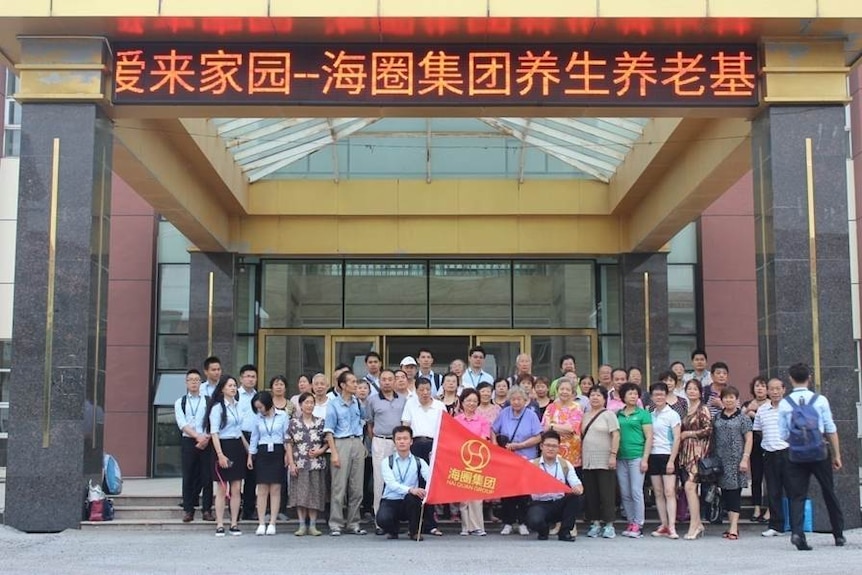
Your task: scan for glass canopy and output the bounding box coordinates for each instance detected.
[212,117,649,183]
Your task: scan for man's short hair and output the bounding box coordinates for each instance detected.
[691,348,708,360]
[239,364,256,375]
[203,356,221,370]
[365,351,382,363]
[392,425,414,438]
[468,345,486,358]
[541,430,561,444]
[788,363,810,384]
[559,354,576,367]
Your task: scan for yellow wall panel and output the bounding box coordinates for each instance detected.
[598,0,707,18]
[338,217,400,254]
[397,181,459,215]
[518,217,577,253]
[337,182,399,216]
[578,217,622,254]
[398,217,460,253]
[817,1,862,17]
[488,0,595,17]
[280,217,340,254]
[458,181,519,215]
[50,0,159,16]
[708,0,816,17]
[0,0,50,16]
[269,0,378,17]
[458,216,520,254]
[379,0,487,17]
[160,0,269,17]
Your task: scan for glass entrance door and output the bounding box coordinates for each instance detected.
[383,335,470,372]
[474,335,525,381]
[332,336,380,380]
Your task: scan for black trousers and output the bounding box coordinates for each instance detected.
[411,438,437,532]
[763,448,790,532]
[750,432,765,507]
[526,495,581,537]
[362,453,374,513]
[241,431,257,518]
[581,468,616,524]
[377,494,425,536]
[501,495,531,526]
[181,437,212,513]
[786,456,844,538]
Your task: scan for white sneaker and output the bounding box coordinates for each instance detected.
[255,524,266,536]
[761,528,784,537]
[266,524,277,536]
[587,522,602,538]
[518,524,530,536]
[500,524,513,535]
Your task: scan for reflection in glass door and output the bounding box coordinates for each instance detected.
[475,336,525,380]
[332,337,380,380]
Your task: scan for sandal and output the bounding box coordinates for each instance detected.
[726,532,739,540]
[722,531,730,538]
[429,528,444,536]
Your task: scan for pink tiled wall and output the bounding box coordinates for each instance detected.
[104,175,157,477]
[699,174,760,391]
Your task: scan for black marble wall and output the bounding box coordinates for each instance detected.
[6,104,112,532]
[188,252,236,375]
[752,105,861,530]
[620,253,669,381]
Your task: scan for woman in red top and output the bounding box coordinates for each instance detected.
[454,388,494,537]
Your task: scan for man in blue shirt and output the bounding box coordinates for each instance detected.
[324,370,368,536]
[777,363,844,550]
[526,430,584,542]
[376,425,431,540]
[174,369,213,522]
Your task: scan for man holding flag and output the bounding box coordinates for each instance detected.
[526,430,584,541]
[424,413,577,540]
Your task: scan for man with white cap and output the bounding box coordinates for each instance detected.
[400,356,418,392]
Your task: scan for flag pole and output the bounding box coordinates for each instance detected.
[416,505,425,542]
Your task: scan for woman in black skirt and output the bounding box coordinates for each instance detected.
[247,391,290,536]
[206,375,247,537]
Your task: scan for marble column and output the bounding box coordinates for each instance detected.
[752,105,861,530]
[620,253,669,383]
[188,252,236,375]
[6,104,112,532]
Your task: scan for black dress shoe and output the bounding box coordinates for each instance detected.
[835,535,846,547]
[791,534,813,551]
[386,533,399,540]
[558,533,576,542]
[537,534,549,541]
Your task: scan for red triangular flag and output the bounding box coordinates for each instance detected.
[424,413,571,505]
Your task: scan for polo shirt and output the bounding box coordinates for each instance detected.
[492,406,542,460]
[323,394,365,438]
[650,405,681,455]
[366,391,407,437]
[616,407,652,460]
[753,402,789,452]
[401,399,444,438]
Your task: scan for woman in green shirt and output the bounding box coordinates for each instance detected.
[615,382,653,539]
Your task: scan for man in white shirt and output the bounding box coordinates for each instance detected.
[462,345,494,389]
[754,377,790,537]
[777,363,844,550]
[526,430,583,542]
[237,364,259,521]
[174,369,213,522]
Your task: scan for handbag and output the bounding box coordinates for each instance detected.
[697,455,723,483]
[496,411,525,448]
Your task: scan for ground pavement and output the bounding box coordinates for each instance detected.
[1,524,860,575]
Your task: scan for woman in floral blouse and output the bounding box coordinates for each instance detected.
[286,392,328,536]
[541,379,584,470]
[678,379,713,540]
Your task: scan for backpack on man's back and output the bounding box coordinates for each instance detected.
[784,393,828,463]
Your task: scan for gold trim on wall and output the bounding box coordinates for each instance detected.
[207,272,214,356]
[805,138,822,392]
[42,138,60,448]
[91,145,108,449]
[643,271,651,388]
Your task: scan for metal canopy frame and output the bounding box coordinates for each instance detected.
[211,116,649,183]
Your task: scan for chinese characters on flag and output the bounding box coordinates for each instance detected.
[113,43,757,106]
[423,413,571,505]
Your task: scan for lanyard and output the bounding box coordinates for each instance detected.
[226,403,239,425]
[467,370,481,386]
[540,460,561,481]
[186,395,202,418]
[262,414,277,437]
[394,456,412,484]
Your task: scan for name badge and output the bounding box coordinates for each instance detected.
[267,443,274,453]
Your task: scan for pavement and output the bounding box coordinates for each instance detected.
[2,524,861,575]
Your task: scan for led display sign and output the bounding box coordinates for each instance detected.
[112,43,758,106]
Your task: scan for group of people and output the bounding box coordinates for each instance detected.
[173,347,846,550]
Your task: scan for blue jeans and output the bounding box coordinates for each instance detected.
[616,458,645,526]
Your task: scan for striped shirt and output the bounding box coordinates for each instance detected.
[753,402,788,452]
